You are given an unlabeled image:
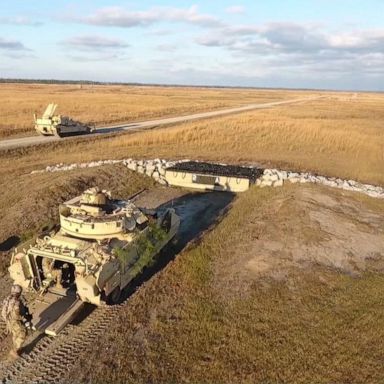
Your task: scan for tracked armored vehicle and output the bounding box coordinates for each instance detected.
[8,188,180,335]
[34,103,94,137]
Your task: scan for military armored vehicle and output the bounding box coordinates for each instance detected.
[34,103,94,137]
[8,187,180,335]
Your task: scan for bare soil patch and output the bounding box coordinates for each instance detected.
[132,186,187,210]
[214,185,384,299]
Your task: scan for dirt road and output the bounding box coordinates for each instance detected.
[0,96,324,151]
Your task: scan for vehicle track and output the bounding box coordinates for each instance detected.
[0,321,7,341]
[0,304,121,383]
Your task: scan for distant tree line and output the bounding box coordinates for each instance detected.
[0,78,350,92]
[0,78,136,86]
[0,78,279,89]
[0,77,256,89]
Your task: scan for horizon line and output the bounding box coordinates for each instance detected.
[0,77,382,94]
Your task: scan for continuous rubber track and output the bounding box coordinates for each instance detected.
[0,96,325,151]
[0,304,121,383]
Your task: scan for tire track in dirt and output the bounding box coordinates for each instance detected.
[0,305,120,383]
[0,321,7,345]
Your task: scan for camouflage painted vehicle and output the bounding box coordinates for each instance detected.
[34,103,94,137]
[8,188,180,335]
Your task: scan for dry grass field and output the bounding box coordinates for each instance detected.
[0,87,383,383]
[0,83,310,138]
[2,92,383,186]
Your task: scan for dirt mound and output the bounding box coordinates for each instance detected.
[214,184,384,297]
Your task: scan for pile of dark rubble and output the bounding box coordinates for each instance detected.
[166,161,263,182]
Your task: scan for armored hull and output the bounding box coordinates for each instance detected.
[34,104,94,137]
[8,188,180,335]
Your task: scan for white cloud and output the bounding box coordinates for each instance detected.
[195,22,384,86]
[67,53,127,62]
[225,6,245,14]
[0,37,30,51]
[156,43,179,52]
[62,35,129,51]
[78,5,223,28]
[197,22,384,55]
[0,16,42,26]
[327,29,384,51]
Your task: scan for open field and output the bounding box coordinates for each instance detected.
[0,88,383,383]
[1,93,383,186]
[0,83,315,139]
[0,94,326,151]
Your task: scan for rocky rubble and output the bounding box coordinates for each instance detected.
[30,159,384,199]
[31,158,178,187]
[256,168,384,198]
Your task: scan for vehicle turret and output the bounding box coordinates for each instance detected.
[59,187,149,240]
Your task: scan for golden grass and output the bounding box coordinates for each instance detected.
[2,93,383,186]
[0,83,311,138]
[112,95,383,185]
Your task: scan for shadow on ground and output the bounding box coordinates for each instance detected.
[122,191,235,300]
[73,191,235,323]
[0,236,20,252]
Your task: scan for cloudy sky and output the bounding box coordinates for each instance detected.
[1,0,384,90]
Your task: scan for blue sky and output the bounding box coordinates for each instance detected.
[1,0,383,90]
